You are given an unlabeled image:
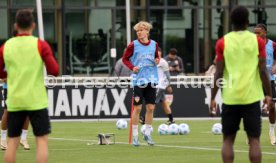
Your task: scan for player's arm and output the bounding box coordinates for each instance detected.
[114,59,122,76]
[210,38,224,116]
[122,42,140,73]
[272,41,276,74]
[0,45,7,79]
[177,57,184,73]
[165,70,173,93]
[257,37,274,109]
[154,43,160,64]
[163,61,173,93]
[38,40,59,76]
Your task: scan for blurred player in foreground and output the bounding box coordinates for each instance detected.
[254,23,276,145]
[0,9,59,162]
[1,31,30,151]
[210,6,273,163]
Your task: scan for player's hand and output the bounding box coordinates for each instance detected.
[133,66,140,73]
[209,99,217,117]
[166,86,173,94]
[155,58,160,65]
[262,99,269,115]
[169,67,175,71]
[175,66,180,72]
[272,66,276,74]
[265,96,274,113]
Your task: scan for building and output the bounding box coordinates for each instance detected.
[0,0,276,75]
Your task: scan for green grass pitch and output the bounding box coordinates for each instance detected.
[1,119,276,163]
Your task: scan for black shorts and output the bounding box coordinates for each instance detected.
[221,101,261,138]
[1,88,7,109]
[7,108,51,137]
[264,81,276,101]
[133,83,156,105]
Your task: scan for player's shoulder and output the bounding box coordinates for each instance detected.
[160,58,168,64]
[159,58,169,67]
[127,41,135,49]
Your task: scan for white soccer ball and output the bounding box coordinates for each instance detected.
[140,124,153,135]
[168,124,179,135]
[158,124,169,135]
[116,119,128,130]
[178,123,190,135]
[212,123,222,135]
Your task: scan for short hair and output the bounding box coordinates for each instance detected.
[230,6,249,28]
[169,48,178,55]
[133,21,152,31]
[255,23,267,32]
[16,9,34,29]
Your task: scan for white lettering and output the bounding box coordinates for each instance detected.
[55,89,71,116]
[205,88,222,112]
[111,89,128,115]
[94,89,110,116]
[72,89,93,116]
[48,89,54,116]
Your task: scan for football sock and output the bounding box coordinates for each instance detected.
[1,130,7,140]
[132,125,138,137]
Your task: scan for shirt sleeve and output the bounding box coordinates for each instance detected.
[0,45,7,78]
[114,59,122,76]
[122,42,135,71]
[155,42,159,59]
[215,38,224,61]
[38,40,59,76]
[272,41,276,59]
[178,57,184,73]
[257,37,266,58]
[162,59,170,72]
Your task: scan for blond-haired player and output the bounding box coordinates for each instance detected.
[123,21,160,146]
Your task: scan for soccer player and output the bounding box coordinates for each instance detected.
[1,82,31,150]
[210,6,273,163]
[140,47,175,125]
[123,21,159,146]
[0,9,59,162]
[254,23,276,145]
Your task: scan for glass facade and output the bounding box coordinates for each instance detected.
[0,0,276,75]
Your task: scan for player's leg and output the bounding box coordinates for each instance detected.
[268,81,276,145]
[36,135,49,163]
[243,101,262,163]
[161,101,174,124]
[1,88,8,150]
[20,117,30,150]
[221,103,241,163]
[247,136,261,163]
[4,111,27,162]
[161,90,175,124]
[144,84,156,145]
[222,134,236,163]
[1,109,8,150]
[132,86,143,146]
[4,137,20,163]
[28,108,51,163]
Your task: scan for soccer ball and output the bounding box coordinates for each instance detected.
[158,124,169,135]
[212,123,222,135]
[178,123,190,135]
[140,124,153,135]
[168,124,179,135]
[116,119,128,130]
